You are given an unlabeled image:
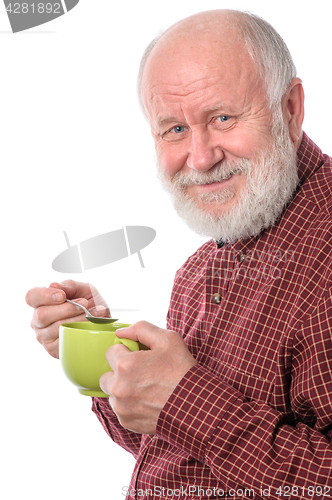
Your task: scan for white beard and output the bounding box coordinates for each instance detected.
[157,117,299,243]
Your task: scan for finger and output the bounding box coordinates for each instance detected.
[34,312,85,342]
[33,310,88,359]
[114,320,165,350]
[99,370,114,396]
[66,299,109,319]
[49,280,98,302]
[25,286,67,309]
[26,282,89,309]
[49,281,110,314]
[32,298,89,329]
[37,336,60,359]
[105,343,133,369]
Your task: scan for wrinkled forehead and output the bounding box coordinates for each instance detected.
[141,32,263,120]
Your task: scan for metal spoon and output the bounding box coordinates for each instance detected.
[66,299,118,324]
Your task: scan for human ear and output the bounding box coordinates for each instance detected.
[283,77,305,145]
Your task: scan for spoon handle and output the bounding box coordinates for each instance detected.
[66,299,91,317]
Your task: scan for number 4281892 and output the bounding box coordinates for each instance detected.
[6,3,61,14]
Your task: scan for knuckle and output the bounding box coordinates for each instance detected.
[133,320,148,332]
[25,289,33,306]
[116,411,131,428]
[44,340,59,359]
[33,307,47,328]
[25,287,42,307]
[112,381,131,401]
[78,298,89,310]
[111,401,123,419]
[110,385,122,400]
[35,328,59,358]
[116,361,127,377]
[86,282,96,294]
[166,329,180,343]
[35,328,45,346]
[61,279,76,287]
[116,355,135,376]
[48,346,59,359]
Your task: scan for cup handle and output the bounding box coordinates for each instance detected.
[114,336,140,351]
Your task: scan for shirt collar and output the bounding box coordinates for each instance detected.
[296,132,325,186]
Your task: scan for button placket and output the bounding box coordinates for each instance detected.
[208,244,249,306]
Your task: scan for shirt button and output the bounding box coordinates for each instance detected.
[240,254,246,263]
[212,293,222,304]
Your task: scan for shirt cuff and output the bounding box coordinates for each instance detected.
[156,364,244,462]
[91,396,117,421]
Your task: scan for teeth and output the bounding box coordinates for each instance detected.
[196,169,241,186]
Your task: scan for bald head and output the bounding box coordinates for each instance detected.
[150,10,240,46]
[150,9,242,46]
[138,9,296,115]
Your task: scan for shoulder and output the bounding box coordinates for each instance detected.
[297,134,332,218]
[174,239,216,280]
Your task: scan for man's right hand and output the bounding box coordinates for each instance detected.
[25,280,110,359]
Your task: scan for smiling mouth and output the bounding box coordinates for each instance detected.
[198,169,241,186]
[173,163,247,191]
[204,173,233,184]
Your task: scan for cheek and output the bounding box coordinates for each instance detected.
[155,143,188,178]
[221,125,273,160]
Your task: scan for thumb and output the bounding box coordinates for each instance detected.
[115,321,163,350]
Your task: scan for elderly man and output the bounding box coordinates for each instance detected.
[26,9,332,499]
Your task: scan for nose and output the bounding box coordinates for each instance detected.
[186,129,224,171]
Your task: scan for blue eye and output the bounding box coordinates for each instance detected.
[217,116,230,122]
[171,125,185,133]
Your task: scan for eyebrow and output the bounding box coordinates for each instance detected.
[157,116,181,128]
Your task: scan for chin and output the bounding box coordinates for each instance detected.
[196,194,240,218]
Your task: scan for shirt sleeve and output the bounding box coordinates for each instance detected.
[91,397,142,460]
[157,289,332,498]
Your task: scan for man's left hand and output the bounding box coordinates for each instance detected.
[99,321,197,435]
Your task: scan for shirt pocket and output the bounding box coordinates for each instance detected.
[209,358,274,404]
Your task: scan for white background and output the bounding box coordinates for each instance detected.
[1,1,331,499]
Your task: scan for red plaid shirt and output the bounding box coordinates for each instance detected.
[92,133,332,499]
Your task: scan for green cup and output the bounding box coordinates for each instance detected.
[59,321,138,398]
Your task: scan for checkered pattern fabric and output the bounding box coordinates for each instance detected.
[92,133,332,499]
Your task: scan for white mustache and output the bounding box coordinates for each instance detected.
[172,159,251,188]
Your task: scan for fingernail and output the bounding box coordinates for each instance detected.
[52,292,64,302]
